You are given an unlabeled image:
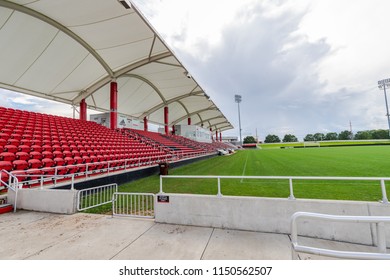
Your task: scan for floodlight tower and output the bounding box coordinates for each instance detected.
[377,78,390,137]
[235,94,242,146]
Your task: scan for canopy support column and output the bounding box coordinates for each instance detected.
[164,106,169,135]
[80,99,87,121]
[143,116,148,131]
[187,117,191,125]
[110,81,118,130]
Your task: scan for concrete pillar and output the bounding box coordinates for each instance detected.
[110,81,118,130]
[143,116,148,131]
[164,106,169,135]
[80,99,87,121]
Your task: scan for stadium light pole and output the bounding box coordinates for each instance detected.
[235,94,242,146]
[378,78,390,137]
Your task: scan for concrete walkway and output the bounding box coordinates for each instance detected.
[0,211,380,260]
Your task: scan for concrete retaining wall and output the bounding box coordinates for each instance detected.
[8,188,78,214]
[155,194,390,246]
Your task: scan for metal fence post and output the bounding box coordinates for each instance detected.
[288,178,295,200]
[217,177,222,197]
[159,175,164,194]
[380,179,389,204]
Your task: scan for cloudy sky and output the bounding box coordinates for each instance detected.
[2,0,390,141]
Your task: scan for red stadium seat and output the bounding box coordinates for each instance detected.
[0,161,12,172]
[42,151,53,159]
[28,159,42,169]
[12,160,28,170]
[53,151,64,159]
[29,151,43,160]
[53,157,65,166]
[18,144,31,153]
[16,152,30,161]
[26,168,43,182]
[64,157,75,165]
[30,145,43,152]
[0,152,16,162]
[42,158,55,168]
[4,145,18,153]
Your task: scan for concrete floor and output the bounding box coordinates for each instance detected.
[0,211,382,260]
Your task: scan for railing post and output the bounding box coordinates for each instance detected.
[217,177,222,197]
[40,175,44,189]
[288,178,295,200]
[159,175,164,194]
[380,179,389,204]
[71,174,75,190]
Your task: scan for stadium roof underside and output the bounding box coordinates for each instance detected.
[0,0,233,132]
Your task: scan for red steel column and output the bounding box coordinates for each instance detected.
[143,116,148,131]
[164,106,169,135]
[220,132,222,142]
[110,81,118,130]
[187,117,191,125]
[215,130,218,142]
[210,128,213,141]
[80,99,87,121]
[172,125,175,135]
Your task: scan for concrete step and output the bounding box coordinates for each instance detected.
[0,194,7,205]
[0,203,13,214]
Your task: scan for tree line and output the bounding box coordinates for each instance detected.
[258,129,390,143]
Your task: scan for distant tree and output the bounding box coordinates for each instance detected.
[303,134,315,141]
[371,129,389,139]
[264,134,281,143]
[313,133,325,141]
[243,136,256,144]
[324,132,338,140]
[283,134,298,142]
[354,131,372,140]
[338,130,353,140]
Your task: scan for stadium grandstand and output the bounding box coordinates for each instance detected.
[0,0,236,198]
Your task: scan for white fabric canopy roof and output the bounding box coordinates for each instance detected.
[0,0,233,132]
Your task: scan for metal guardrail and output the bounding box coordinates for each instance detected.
[112,192,155,218]
[77,183,118,211]
[0,170,19,212]
[290,212,390,260]
[160,175,390,203]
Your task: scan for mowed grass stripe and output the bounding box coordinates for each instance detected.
[84,146,390,213]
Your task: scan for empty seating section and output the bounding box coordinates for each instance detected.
[121,129,221,158]
[0,106,167,189]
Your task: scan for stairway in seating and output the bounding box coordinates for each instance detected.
[0,194,12,214]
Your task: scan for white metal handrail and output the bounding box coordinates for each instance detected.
[112,192,155,218]
[160,175,390,203]
[290,212,390,260]
[77,183,118,211]
[0,170,20,212]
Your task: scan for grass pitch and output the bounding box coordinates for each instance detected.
[85,145,390,213]
[120,145,390,201]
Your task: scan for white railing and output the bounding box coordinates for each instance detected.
[0,170,20,212]
[159,175,390,203]
[290,212,390,260]
[112,192,155,218]
[77,183,118,211]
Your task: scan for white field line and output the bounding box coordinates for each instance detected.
[240,153,249,183]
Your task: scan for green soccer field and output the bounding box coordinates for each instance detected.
[86,145,390,213]
[120,146,390,200]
